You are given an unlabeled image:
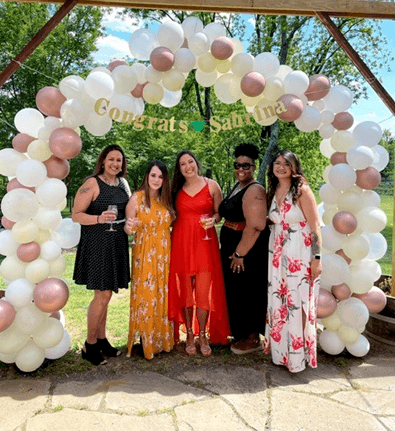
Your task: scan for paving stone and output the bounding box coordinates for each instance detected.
[268,363,351,394]
[331,389,395,415]
[105,370,208,414]
[52,380,107,410]
[0,379,51,431]
[271,389,387,431]
[378,416,395,430]
[175,398,250,431]
[25,408,175,431]
[348,357,395,390]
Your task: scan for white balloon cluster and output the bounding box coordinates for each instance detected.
[0,99,81,371]
[317,119,389,357]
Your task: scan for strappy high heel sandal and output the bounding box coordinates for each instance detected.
[97,337,122,357]
[185,329,197,356]
[199,331,212,357]
[81,341,107,366]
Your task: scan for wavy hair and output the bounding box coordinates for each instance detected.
[85,144,127,182]
[267,150,307,207]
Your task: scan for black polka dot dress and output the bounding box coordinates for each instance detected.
[73,177,130,293]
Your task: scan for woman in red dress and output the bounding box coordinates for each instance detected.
[169,150,230,357]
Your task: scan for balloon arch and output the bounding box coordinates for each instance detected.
[0,17,389,372]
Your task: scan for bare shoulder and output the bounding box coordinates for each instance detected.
[244,182,266,199]
[78,177,97,194]
[207,178,221,192]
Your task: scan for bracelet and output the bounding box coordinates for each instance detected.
[234,252,245,259]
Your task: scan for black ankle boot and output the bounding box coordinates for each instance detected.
[97,337,122,357]
[81,341,107,365]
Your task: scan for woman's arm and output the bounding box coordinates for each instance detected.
[298,184,322,281]
[207,179,223,227]
[124,193,139,235]
[229,184,267,272]
[72,178,115,225]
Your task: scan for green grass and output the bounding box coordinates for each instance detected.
[377,194,393,276]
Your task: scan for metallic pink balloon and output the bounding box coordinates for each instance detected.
[335,249,352,264]
[33,278,69,313]
[107,58,128,71]
[1,216,16,230]
[50,310,61,320]
[241,72,266,97]
[131,83,145,98]
[12,133,35,153]
[36,86,66,118]
[332,283,351,301]
[49,128,82,160]
[317,288,337,318]
[0,300,16,332]
[43,155,70,180]
[356,167,381,190]
[332,112,354,130]
[150,46,174,72]
[7,178,35,192]
[305,74,331,101]
[277,94,304,122]
[332,211,358,235]
[330,152,347,166]
[211,37,234,60]
[17,242,41,263]
[353,288,387,314]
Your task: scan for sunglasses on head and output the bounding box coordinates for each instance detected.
[234,162,254,170]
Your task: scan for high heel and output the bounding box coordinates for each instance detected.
[185,329,197,356]
[97,337,122,357]
[81,341,107,366]
[199,331,212,357]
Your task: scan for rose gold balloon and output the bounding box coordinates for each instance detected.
[356,167,381,190]
[33,278,69,313]
[353,287,387,313]
[332,211,358,234]
[107,58,128,71]
[36,86,66,118]
[49,128,82,160]
[332,283,351,301]
[150,46,175,72]
[12,133,35,153]
[330,152,347,166]
[1,216,15,230]
[211,37,234,60]
[332,112,354,130]
[7,178,35,193]
[0,300,16,332]
[43,155,70,180]
[50,310,61,320]
[316,288,337,318]
[17,242,41,263]
[304,74,331,101]
[241,72,266,97]
[277,94,304,122]
[131,83,145,99]
[335,249,352,264]
[181,38,188,49]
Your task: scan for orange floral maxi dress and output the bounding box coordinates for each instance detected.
[126,191,174,359]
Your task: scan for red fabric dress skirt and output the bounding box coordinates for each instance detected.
[168,183,230,344]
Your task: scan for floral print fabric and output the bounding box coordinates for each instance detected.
[264,193,319,372]
[126,191,174,359]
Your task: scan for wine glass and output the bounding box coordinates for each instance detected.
[200,214,211,241]
[106,205,118,232]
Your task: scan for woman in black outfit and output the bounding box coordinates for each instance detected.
[219,143,269,354]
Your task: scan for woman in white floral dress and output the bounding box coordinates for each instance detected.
[264,150,322,372]
[124,161,174,360]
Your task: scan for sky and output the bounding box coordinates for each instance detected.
[93,9,395,136]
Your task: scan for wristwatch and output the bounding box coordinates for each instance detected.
[314,255,321,260]
[234,252,245,259]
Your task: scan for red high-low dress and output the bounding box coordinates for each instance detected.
[168,183,230,344]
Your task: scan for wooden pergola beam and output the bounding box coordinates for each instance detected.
[0,0,79,88]
[14,0,395,20]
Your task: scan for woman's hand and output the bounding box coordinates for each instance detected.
[229,253,245,273]
[310,258,322,281]
[98,210,117,224]
[124,217,141,234]
[204,216,216,229]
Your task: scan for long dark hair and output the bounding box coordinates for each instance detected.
[171,150,202,205]
[267,149,307,207]
[137,160,173,212]
[85,144,127,182]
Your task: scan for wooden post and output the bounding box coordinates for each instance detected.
[392,177,395,295]
[317,12,395,117]
[0,0,79,88]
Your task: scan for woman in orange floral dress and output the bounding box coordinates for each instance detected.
[124,161,174,359]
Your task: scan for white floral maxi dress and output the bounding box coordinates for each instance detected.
[264,192,319,373]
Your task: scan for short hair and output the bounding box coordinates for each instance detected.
[234,143,260,160]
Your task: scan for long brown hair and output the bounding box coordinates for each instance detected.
[85,144,127,182]
[138,160,173,212]
[267,150,307,207]
[171,150,202,205]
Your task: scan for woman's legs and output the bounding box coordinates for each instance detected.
[197,307,211,357]
[184,306,197,355]
[87,290,112,344]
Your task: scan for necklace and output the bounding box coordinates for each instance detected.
[230,180,256,198]
[102,174,118,186]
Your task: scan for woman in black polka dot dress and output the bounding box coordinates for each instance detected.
[72,145,131,365]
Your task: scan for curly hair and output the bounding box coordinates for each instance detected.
[171,150,202,205]
[267,150,307,207]
[234,143,260,160]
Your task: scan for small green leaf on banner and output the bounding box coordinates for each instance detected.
[190,120,205,131]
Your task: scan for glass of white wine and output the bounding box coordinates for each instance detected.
[199,214,211,241]
[106,205,118,232]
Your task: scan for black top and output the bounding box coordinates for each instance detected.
[219,182,257,222]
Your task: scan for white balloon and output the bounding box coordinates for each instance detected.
[85,71,114,100]
[231,53,254,78]
[40,240,62,261]
[0,149,28,177]
[346,144,374,170]
[158,19,184,52]
[313,100,326,112]
[336,191,363,213]
[346,266,373,294]
[214,73,241,104]
[32,317,64,349]
[108,93,136,123]
[365,232,387,261]
[174,48,196,73]
[371,145,389,172]
[254,52,280,78]
[112,65,138,94]
[321,225,345,251]
[321,254,350,286]
[0,255,27,281]
[50,218,81,249]
[202,22,226,44]
[84,112,112,137]
[5,278,34,309]
[15,340,45,372]
[33,206,62,230]
[283,70,309,96]
[15,159,47,188]
[45,329,71,360]
[319,329,345,355]
[229,38,244,56]
[323,85,353,113]
[294,106,321,132]
[319,139,335,159]
[276,65,292,80]
[320,110,335,125]
[144,65,163,84]
[337,297,369,328]
[322,165,332,183]
[343,234,369,261]
[0,230,19,256]
[346,334,370,357]
[59,75,85,99]
[14,108,45,138]
[129,28,158,61]
[350,259,381,282]
[60,99,90,129]
[131,63,148,85]
[160,89,183,108]
[361,190,380,208]
[195,69,218,87]
[36,178,67,207]
[182,16,204,40]
[319,124,335,139]
[1,189,40,223]
[353,121,382,147]
[14,303,48,334]
[356,206,387,233]
[0,323,30,354]
[188,32,210,57]
[328,163,356,191]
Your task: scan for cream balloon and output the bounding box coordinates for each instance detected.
[143,83,164,104]
[14,108,45,138]
[319,183,341,205]
[321,310,342,331]
[15,159,47,188]
[25,258,51,284]
[337,325,360,344]
[356,207,387,233]
[342,234,369,261]
[14,303,48,334]
[32,317,64,349]
[320,139,335,159]
[336,191,363,213]
[321,254,350,286]
[45,329,71,360]
[33,206,62,230]
[0,256,27,281]
[0,148,28,177]
[330,131,355,152]
[337,297,369,328]
[346,267,373,294]
[231,53,254,78]
[35,178,67,207]
[197,52,217,73]
[0,323,30,354]
[27,139,53,162]
[49,255,67,277]
[12,219,39,244]
[162,70,186,92]
[15,340,45,372]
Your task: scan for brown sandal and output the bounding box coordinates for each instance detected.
[186,329,197,356]
[199,331,212,357]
